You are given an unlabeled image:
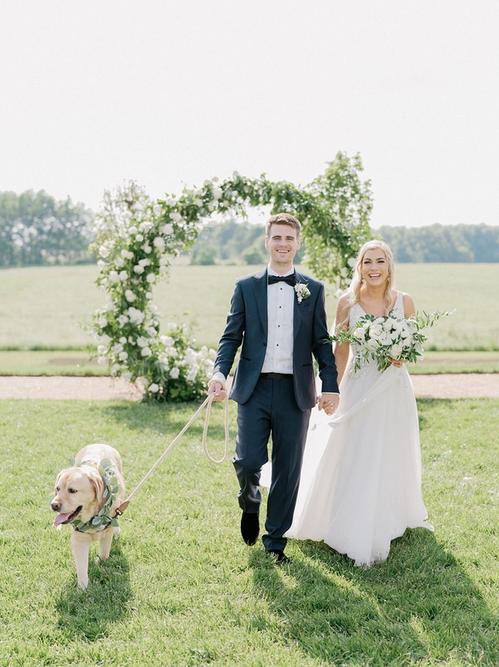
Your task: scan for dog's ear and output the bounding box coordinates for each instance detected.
[87,469,105,505]
[54,470,65,490]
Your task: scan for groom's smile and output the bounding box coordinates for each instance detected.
[265,222,301,273]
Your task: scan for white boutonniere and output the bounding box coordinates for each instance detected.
[294,282,311,303]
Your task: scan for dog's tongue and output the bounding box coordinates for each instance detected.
[53,512,73,527]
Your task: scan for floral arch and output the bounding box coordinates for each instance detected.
[92,156,372,401]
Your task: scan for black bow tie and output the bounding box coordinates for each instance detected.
[268,273,297,287]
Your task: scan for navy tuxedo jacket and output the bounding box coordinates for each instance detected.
[213,268,339,411]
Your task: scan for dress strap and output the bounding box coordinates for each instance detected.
[349,302,363,326]
[394,291,404,317]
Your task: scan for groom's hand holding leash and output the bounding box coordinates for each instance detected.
[317,392,339,416]
[208,379,226,402]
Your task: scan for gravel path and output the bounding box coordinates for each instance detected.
[0,374,498,400]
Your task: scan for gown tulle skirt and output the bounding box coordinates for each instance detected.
[261,362,433,567]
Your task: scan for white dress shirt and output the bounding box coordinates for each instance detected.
[261,265,294,374]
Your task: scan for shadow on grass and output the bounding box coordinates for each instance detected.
[102,401,216,439]
[55,540,132,641]
[250,530,496,664]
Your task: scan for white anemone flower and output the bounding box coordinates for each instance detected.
[125,290,136,302]
[160,335,174,347]
[127,307,145,324]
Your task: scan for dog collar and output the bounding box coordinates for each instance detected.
[72,458,120,534]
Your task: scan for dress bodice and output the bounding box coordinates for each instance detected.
[349,291,404,327]
[345,291,405,377]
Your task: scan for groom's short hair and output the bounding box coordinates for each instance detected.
[266,213,301,238]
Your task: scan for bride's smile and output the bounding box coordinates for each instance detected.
[361,249,389,287]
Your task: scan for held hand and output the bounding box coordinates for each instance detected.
[208,381,226,402]
[317,393,340,416]
[389,358,404,368]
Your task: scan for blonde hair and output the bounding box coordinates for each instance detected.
[338,240,395,330]
[349,239,395,308]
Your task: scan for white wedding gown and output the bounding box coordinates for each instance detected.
[261,291,432,566]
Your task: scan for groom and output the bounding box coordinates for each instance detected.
[208,213,339,563]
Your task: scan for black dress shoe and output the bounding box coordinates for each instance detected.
[240,511,259,545]
[266,549,290,565]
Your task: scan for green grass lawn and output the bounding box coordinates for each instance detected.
[0,263,498,350]
[0,350,107,376]
[0,349,498,376]
[0,399,497,666]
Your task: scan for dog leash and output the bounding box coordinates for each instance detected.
[114,394,230,518]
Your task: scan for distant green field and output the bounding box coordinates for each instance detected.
[0,263,497,351]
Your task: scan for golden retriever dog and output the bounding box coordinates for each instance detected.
[50,444,125,590]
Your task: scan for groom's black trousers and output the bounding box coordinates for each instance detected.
[233,374,311,551]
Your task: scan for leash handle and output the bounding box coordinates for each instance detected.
[202,394,230,464]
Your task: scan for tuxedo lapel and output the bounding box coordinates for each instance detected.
[253,269,268,335]
[293,270,303,340]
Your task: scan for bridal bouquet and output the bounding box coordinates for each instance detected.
[332,310,450,373]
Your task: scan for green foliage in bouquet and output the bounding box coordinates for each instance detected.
[333,310,452,373]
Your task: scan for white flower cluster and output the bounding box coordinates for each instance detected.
[353,315,424,370]
[91,181,224,401]
[334,310,449,373]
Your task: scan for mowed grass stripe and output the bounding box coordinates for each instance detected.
[0,349,498,376]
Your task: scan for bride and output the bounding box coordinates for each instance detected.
[277,239,432,566]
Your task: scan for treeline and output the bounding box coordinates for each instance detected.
[190,219,305,265]
[190,220,499,264]
[0,190,94,267]
[1,191,498,267]
[377,224,499,262]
